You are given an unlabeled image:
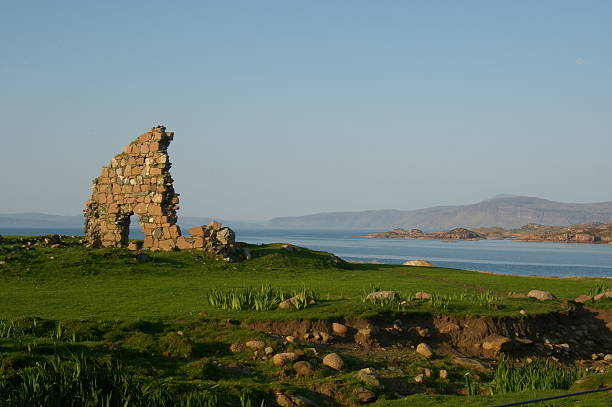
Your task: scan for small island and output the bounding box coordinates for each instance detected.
[360,222,612,244]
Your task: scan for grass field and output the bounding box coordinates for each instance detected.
[0,236,610,406]
[0,237,610,321]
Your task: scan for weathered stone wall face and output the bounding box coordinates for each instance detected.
[84,126,239,257]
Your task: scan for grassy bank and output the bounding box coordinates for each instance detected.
[0,237,610,321]
[1,236,610,406]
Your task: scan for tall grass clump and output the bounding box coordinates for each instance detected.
[207,286,317,311]
[490,354,586,395]
[0,354,264,407]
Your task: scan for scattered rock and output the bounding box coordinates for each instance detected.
[230,342,244,353]
[365,291,400,301]
[275,392,319,407]
[482,334,513,354]
[416,343,433,358]
[279,299,293,310]
[415,326,430,338]
[293,361,314,376]
[356,367,382,388]
[527,290,556,301]
[415,291,432,300]
[265,346,274,355]
[574,295,593,303]
[424,368,433,377]
[127,241,142,251]
[439,369,448,379]
[245,340,265,351]
[451,357,489,372]
[403,260,434,267]
[353,388,376,403]
[414,374,424,383]
[440,323,460,334]
[272,352,299,367]
[604,354,612,361]
[332,322,348,335]
[322,353,344,371]
[286,336,296,343]
[594,290,612,301]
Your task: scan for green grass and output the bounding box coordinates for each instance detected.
[0,237,610,321]
[371,390,612,407]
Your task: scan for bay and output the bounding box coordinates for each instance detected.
[2,227,612,278]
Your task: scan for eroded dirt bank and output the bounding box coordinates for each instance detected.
[243,305,612,361]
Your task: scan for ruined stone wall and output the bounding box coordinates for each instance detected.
[84,126,240,257]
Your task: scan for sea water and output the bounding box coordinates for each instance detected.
[2,227,612,278]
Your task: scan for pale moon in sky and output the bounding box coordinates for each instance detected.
[576,57,584,64]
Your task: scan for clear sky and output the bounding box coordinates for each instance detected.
[1,1,611,220]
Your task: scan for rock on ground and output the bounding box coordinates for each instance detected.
[451,357,489,372]
[356,367,382,388]
[272,352,299,367]
[365,291,400,301]
[332,322,348,335]
[415,291,432,300]
[275,392,319,407]
[416,343,433,358]
[322,353,344,370]
[482,334,513,354]
[527,290,556,301]
[403,259,434,266]
[293,361,314,376]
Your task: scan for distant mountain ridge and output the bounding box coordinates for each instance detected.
[268,196,612,230]
[0,213,262,230]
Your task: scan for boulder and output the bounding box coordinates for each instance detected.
[272,352,299,367]
[356,367,382,388]
[415,326,430,338]
[216,227,235,245]
[594,290,612,301]
[275,392,319,407]
[440,323,460,334]
[403,259,434,267]
[574,295,593,303]
[293,361,314,375]
[416,343,433,358]
[353,388,376,403]
[332,322,348,335]
[482,334,513,354]
[439,369,448,379]
[322,353,344,370]
[415,291,432,300]
[451,357,489,372]
[365,291,400,301]
[230,342,245,353]
[245,340,265,351]
[527,290,556,301]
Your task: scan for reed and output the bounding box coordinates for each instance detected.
[0,354,265,407]
[489,354,586,395]
[207,286,317,311]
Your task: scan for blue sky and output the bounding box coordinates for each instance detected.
[1,1,610,220]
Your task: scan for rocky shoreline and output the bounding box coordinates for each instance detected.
[360,222,612,244]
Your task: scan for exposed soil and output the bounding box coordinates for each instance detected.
[243,304,612,361]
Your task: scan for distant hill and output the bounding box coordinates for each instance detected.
[0,213,262,230]
[267,196,612,230]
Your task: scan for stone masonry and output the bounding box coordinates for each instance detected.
[84,126,240,258]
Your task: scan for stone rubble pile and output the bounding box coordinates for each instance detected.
[84,126,243,259]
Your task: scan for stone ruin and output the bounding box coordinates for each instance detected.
[84,125,243,259]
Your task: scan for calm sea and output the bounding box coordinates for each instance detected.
[2,227,612,278]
